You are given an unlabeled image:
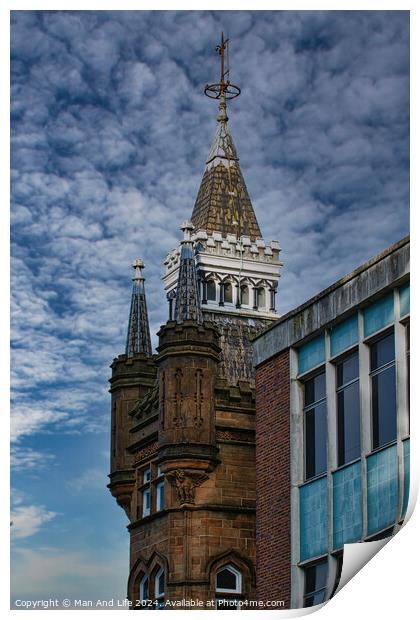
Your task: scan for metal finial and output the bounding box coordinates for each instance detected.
[204,32,241,121]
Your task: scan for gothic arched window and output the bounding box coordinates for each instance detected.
[154,566,165,608]
[257,287,266,309]
[224,282,233,304]
[139,574,149,606]
[207,280,216,301]
[241,285,249,305]
[215,564,242,610]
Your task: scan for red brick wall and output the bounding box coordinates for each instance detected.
[255,350,291,608]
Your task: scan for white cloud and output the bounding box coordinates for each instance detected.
[11,447,55,471]
[11,545,128,602]
[11,503,57,539]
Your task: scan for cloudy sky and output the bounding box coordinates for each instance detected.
[10,10,409,604]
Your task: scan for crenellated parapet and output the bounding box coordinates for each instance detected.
[163,229,281,321]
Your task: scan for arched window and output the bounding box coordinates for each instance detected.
[224,282,233,304]
[139,574,149,606]
[257,287,266,309]
[207,280,216,301]
[154,566,165,608]
[216,564,242,610]
[240,285,249,305]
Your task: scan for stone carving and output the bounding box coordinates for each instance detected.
[135,442,159,464]
[216,429,254,443]
[167,469,209,505]
[194,369,204,428]
[173,368,183,427]
[160,372,165,429]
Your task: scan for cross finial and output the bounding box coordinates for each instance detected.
[216,32,229,92]
[204,32,241,116]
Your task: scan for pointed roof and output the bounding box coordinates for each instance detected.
[174,221,203,324]
[191,100,262,241]
[125,259,152,357]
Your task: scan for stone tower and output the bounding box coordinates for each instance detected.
[108,34,282,609]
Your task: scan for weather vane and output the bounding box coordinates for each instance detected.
[204,32,241,101]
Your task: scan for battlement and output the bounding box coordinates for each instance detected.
[164,229,281,273]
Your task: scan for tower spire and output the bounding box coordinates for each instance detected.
[191,34,262,241]
[173,221,203,324]
[125,259,152,357]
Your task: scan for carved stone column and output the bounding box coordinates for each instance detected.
[156,320,221,475]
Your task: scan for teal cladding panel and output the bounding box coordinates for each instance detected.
[364,294,394,337]
[333,461,362,549]
[330,314,359,357]
[402,438,410,519]
[399,283,410,317]
[367,444,398,535]
[298,335,325,375]
[300,476,328,561]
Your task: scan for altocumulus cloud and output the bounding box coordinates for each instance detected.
[10,9,409,598]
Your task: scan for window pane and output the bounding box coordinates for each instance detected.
[337,353,359,387]
[140,577,148,601]
[305,560,328,594]
[241,285,249,305]
[257,288,265,308]
[157,481,165,511]
[156,569,165,596]
[305,402,327,479]
[305,373,326,406]
[224,283,233,303]
[337,381,360,465]
[143,468,151,483]
[207,281,216,301]
[143,489,151,516]
[371,333,395,370]
[217,568,237,591]
[372,366,396,449]
[304,591,325,607]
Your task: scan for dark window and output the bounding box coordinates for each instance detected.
[370,333,396,449]
[337,353,361,466]
[366,526,394,541]
[217,569,237,591]
[331,553,343,599]
[207,280,216,301]
[216,565,242,609]
[304,559,328,607]
[304,372,327,480]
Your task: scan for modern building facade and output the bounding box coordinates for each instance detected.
[254,236,410,608]
[108,36,281,609]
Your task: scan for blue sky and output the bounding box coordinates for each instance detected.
[10,10,409,604]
